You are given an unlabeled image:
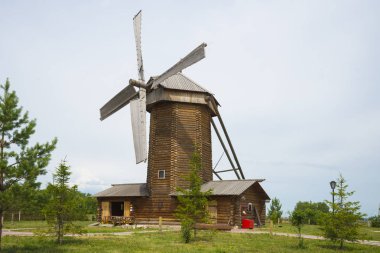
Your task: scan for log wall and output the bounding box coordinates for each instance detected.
[145,101,212,218]
[233,183,268,226]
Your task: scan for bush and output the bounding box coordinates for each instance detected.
[293,201,329,225]
[369,216,380,227]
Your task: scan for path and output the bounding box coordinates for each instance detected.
[1,228,176,237]
[230,228,380,247]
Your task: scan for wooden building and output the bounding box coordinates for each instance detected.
[95,73,270,226]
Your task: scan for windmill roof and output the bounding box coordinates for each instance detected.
[155,73,211,94]
[93,183,148,197]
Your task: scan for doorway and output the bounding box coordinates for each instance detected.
[111,202,124,216]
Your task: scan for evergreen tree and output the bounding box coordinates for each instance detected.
[175,149,212,243]
[0,79,57,248]
[321,174,364,249]
[43,160,83,244]
[268,197,283,224]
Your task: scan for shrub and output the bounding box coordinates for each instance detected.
[369,216,380,227]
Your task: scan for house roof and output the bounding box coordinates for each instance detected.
[170,179,269,199]
[93,183,148,197]
[200,179,266,196]
[151,73,211,94]
[94,180,270,200]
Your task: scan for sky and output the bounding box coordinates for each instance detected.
[0,0,379,216]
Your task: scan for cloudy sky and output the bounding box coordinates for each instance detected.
[1,0,379,216]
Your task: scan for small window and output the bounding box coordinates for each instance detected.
[158,170,166,179]
[248,203,253,212]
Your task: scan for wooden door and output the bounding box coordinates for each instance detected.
[101,201,110,223]
[124,201,131,217]
[208,200,217,224]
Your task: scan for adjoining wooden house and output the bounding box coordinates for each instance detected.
[95,11,270,227]
[95,180,269,226]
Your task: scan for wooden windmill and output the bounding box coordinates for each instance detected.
[100,11,244,182]
[95,11,269,226]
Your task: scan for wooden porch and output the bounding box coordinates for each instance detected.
[101,216,135,225]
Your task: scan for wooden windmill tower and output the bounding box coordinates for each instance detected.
[95,11,269,225]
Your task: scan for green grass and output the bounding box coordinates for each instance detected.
[5,220,380,240]
[256,223,380,241]
[2,231,379,253]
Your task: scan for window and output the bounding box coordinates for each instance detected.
[158,170,166,179]
[248,203,253,212]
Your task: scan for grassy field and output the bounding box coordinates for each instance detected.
[2,231,380,253]
[256,223,380,241]
[2,221,379,252]
[4,220,380,240]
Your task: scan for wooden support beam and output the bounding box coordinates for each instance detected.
[213,170,222,180]
[211,119,241,179]
[212,152,224,180]
[216,114,245,179]
[215,168,238,173]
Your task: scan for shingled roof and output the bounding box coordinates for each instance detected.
[93,183,148,197]
[170,179,269,199]
[200,180,268,196]
[152,73,211,94]
[94,180,270,199]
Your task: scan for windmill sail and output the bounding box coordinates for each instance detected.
[100,84,138,121]
[151,43,207,89]
[130,10,147,164]
[130,96,147,163]
[133,10,145,82]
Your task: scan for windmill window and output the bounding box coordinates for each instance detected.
[158,170,166,179]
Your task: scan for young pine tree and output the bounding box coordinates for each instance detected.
[175,149,212,243]
[322,174,364,249]
[0,79,57,248]
[43,160,82,244]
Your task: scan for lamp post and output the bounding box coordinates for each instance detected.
[330,180,336,214]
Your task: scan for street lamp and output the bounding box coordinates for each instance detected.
[330,181,336,214]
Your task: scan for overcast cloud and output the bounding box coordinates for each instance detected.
[0,0,379,215]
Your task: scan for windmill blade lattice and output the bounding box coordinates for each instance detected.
[130,10,148,163]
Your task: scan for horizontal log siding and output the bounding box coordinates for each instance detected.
[233,183,268,226]
[209,196,235,225]
[145,101,212,219]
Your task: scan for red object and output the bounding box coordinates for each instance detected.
[241,219,254,229]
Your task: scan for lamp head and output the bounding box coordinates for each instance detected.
[330,180,336,190]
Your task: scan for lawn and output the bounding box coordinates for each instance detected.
[2,231,380,253]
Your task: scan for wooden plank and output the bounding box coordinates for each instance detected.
[124,201,131,217]
[101,201,110,222]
